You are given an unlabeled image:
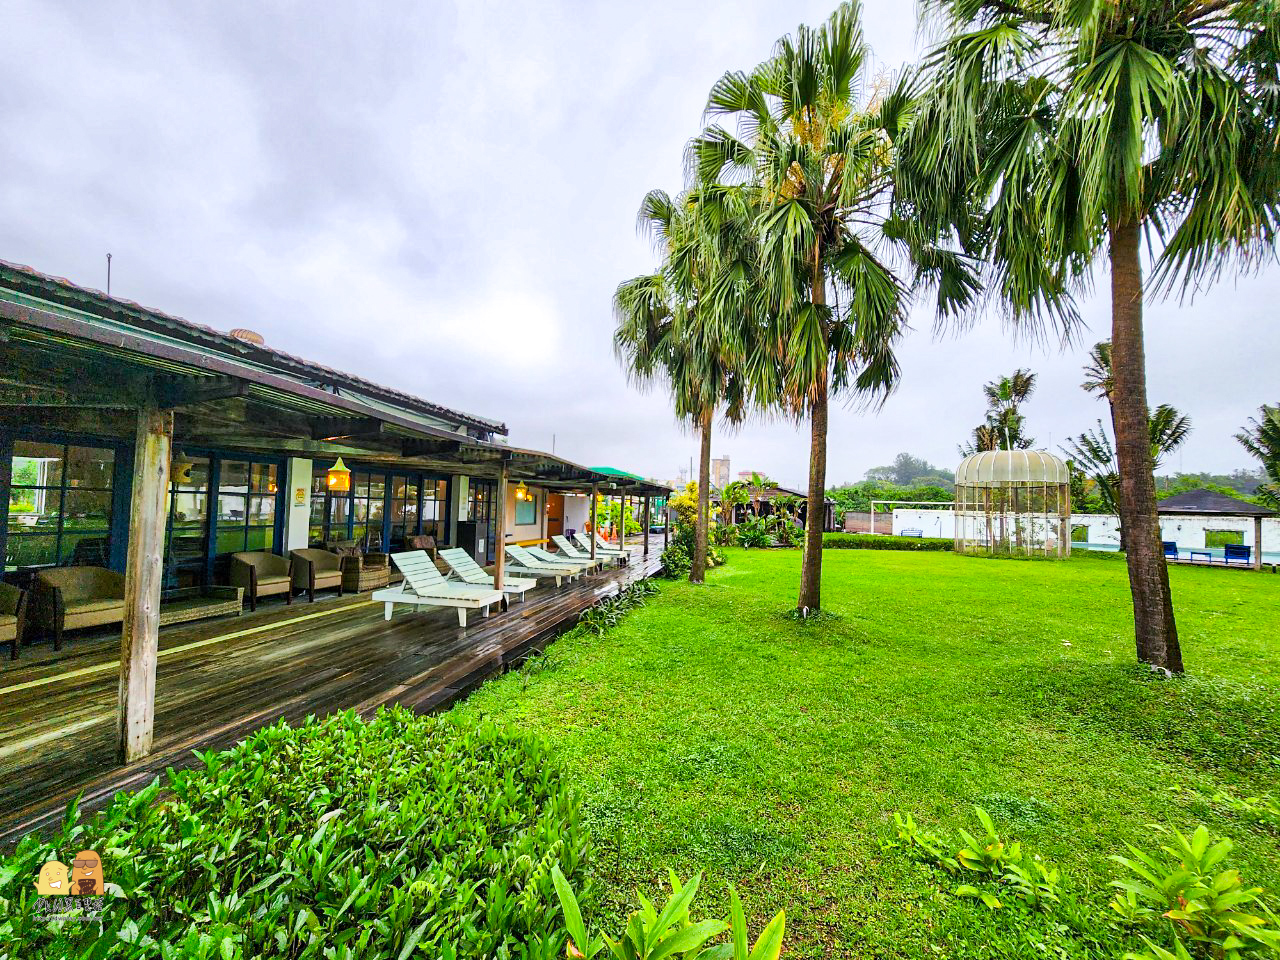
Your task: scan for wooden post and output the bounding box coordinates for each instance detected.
[663,497,669,548]
[495,462,509,591]
[1255,516,1263,571]
[589,482,597,561]
[619,493,626,552]
[117,398,173,763]
[643,496,651,556]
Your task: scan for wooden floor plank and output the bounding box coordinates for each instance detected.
[0,551,659,846]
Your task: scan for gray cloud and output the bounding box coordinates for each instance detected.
[0,0,1273,489]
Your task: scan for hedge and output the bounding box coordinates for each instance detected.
[0,708,589,959]
[822,533,953,552]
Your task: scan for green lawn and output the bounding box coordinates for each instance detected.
[453,548,1280,959]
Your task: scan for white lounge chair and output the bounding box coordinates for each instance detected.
[574,532,629,563]
[503,545,580,585]
[552,535,615,569]
[439,547,535,603]
[372,551,503,627]
[525,545,595,575]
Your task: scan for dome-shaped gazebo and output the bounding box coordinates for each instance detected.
[954,450,1072,558]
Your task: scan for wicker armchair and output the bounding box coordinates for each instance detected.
[229,552,294,612]
[30,567,125,651]
[290,549,345,602]
[0,582,28,661]
[325,539,390,592]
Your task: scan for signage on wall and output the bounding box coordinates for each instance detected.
[295,487,306,507]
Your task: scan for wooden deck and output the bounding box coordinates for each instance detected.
[0,550,659,846]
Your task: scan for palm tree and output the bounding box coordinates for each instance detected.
[982,369,1037,450]
[693,1,977,612]
[614,187,755,584]
[719,479,750,525]
[745,471,774,518]
[1237,404,1280,509]
[1081,342,1114,402]
[1063,405,1193,536]
[901,1,1280,674]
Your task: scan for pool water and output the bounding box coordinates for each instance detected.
[1079,542,1280,565]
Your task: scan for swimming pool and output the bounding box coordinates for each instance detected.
[1078,543,1280,565]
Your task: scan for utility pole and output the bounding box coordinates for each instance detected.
[106,253,112,296]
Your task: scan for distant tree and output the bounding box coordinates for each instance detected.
[961,370,1037,454]
[745,471,774,519]
[719,479,750,525]
[866,452,955,487]
[1081,342,1114,402]
[1237,403,1280,509]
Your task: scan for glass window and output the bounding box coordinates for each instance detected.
[6,439,115,571]
[211,458,281,561]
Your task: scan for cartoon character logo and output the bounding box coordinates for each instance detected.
[34,860,69,895]
[71,850,104,895]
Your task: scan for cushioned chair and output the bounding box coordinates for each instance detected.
[290,549,345,602]
[229,551,294,612]
[0,582,28,661]
[31,567,125,651]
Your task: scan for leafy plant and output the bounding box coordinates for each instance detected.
[1110,826,1280,960]
[737,518,773,549]
[661,543,692,580]
[579,580,661,636]
[551,867,784,960]
[0,709,590,959]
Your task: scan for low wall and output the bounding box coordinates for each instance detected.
[842,511,874,533]
[889,507,1280,552]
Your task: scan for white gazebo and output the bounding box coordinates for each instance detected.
[954,450,1072,558]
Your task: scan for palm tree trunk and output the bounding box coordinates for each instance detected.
[1108,218,1183,674]
[691,409,712,584]
[798,368,829,611]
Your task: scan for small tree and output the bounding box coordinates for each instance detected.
[1237,404,1280,509]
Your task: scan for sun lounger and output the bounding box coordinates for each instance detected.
[439,548,535,603]
[573,532,629,563]
[372,551,503,627]
[553,535,615,568]
[525,545,595,575]
[502,546,577,586]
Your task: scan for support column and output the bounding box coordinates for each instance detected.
[284,457,313,551]
[589,483,598,561]
[664,498,669,548]
[1255,516,1263,571]
[494,462,509,591]
[643,496,651,556]
[117,398,173,763]
[619,493,626,553]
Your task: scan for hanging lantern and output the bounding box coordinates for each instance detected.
[327,457,351,493]
[172,452,194,485]
[514,480,530,502]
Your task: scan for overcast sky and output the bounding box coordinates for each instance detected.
[2,1,1275,489]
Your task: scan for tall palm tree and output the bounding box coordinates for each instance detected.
[1081,342,1114,402]
[693,1,977,612]
[901,1,1280,673]
[745,471,774,518]
[982,369,1037,450]
[720,479,751,525]
[614,187,755,584]
[1237,404,1280,509]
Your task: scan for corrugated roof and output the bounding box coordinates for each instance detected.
[0,259,507,436]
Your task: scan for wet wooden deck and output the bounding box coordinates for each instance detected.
[0,550,659,846]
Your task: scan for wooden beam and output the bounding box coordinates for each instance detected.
[1255,516,1263,571]
[402,437,462,458]
[643,496,651,556]
[589,483,597,561]
[310,417,387,441]
[155,375,251,409]
[117,397,173,763]
[494,460,509,592]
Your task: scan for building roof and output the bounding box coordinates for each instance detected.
[955,450,1070,487]
[1156,489,1275,517]
[0,259,507,436]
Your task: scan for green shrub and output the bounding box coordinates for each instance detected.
[551,867,785,960]
[738,518,773,549]
[660,543,692,579]
[0,709,590,959]
[772,522,804,548]
[578,580,659,635]
[823,533,953,552]
[1111,825,1280,960]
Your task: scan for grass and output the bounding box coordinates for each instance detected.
[453,548,1280,959]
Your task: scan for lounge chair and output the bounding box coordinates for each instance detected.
[525,545,595,575]
[439,547,535,603]
[553,535,615,569]
[1,583,28,661]
[290,549,345,602]
[1162,541,1179,561]
[1223,544,1253,566]
[573,532,629,563]
[503,546,579,586]
[372,551,503,627]
[229,552,294,612]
